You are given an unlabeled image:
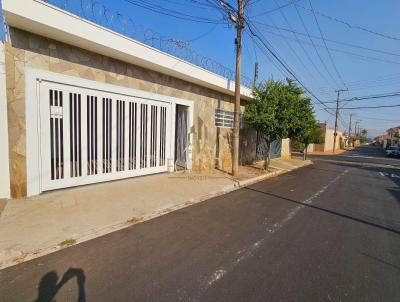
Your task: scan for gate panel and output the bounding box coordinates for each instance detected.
[39,81,171,191]
[256,132,282,160]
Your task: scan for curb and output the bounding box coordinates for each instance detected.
[0,161,313,270]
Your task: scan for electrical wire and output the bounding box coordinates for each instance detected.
[295,2,400,42]
[329,104,400,110]
[323,91,400,103]
[252,22,400,58]
[251,0,300,17]
[253,26,400,66]
[308,0,347,89]
[123,0,225,24]
[270,0,334,90]
[244,20,336,116]
[292,2,341,88]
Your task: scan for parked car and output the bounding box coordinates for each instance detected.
[385,146,400,157]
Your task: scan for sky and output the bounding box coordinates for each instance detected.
[55,0,400,137]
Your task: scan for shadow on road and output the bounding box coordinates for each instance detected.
[243,187,400,236]
[34,268,86,302]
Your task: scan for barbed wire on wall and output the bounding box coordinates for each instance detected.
[43,0,253,88]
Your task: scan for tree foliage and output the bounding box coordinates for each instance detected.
[244,79,317,167]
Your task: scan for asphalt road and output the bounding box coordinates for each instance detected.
[1,145,399,302]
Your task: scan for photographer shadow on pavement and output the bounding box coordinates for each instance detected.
[35,268,86,302]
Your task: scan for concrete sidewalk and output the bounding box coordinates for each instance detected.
[0,158,311,269]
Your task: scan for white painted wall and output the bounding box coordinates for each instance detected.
[0,42,10,198]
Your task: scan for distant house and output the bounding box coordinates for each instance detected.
[375,134,389,148]
[307,123,344,152]
[387,126,400,147]
[0,0,260,198]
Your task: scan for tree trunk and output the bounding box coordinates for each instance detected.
[264,140,271,171]
[304,144,308,160]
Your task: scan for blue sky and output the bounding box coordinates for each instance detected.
[58,0,400,137]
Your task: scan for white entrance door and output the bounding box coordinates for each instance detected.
[39,80,171,191]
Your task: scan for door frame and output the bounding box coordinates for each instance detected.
[174,105,190,169]
[25,67,193,196]
[170,101,193,171]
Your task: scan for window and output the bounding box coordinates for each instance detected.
[215,109,244,129]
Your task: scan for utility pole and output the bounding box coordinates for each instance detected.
[333,89,347,153]
[354,120,361,137]
[253,62,259,88]
[348,113,352,138]
[232,0,244,177]
[348,113,353,147]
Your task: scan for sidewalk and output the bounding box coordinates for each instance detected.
[0,158,311,269]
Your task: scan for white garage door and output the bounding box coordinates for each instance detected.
[39,80,171,191]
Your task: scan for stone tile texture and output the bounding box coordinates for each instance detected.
[5,27,256,197]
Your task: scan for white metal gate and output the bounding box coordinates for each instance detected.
[39,80,171,191]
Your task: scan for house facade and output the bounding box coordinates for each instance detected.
[0,0,259,198]
[307,123,344,152]
[387,126,400,147]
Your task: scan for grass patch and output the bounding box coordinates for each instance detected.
[59,238,76,247]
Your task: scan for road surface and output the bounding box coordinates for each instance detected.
[1,145,399,301]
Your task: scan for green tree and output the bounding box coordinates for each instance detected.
[245,79,315,169]
[297,124,324,159]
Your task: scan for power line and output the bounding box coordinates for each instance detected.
[123,0,225,23]
[253,22,400,58]
[350,115,400,122]
[330,104,400,110]
[270,0,334,89]
[317,74,400,93]
[187,23,218,42]
[244,19,336,116]
[324,91,400,103]
[253,25,400,66]
[251,0,299,17]
[267,13,319,84]
[308,0,347,89]
[295,2,400,42]
[292,3,341,88]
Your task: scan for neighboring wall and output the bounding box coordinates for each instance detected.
[5,28,255,197]
[310,124,343,152]
[280,138,291,160]
[324,128,344,151]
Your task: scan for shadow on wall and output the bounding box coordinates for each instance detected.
[239,127,258,165]
[34,268,86,302]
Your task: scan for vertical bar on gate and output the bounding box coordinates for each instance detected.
[146,103,151,168]
[70,93,74,177]
[133,102,138,170]
[59,91,64,179]
[49,90,55,180]
[87,96,91,175]
[124,100,129,171]
[81,93,87,178]
[165,104,172,169]
[156,105,160,167]
[63,90,70,180]
[111,98,116,173]
[97,96,103,175]
[136,101,141,169]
